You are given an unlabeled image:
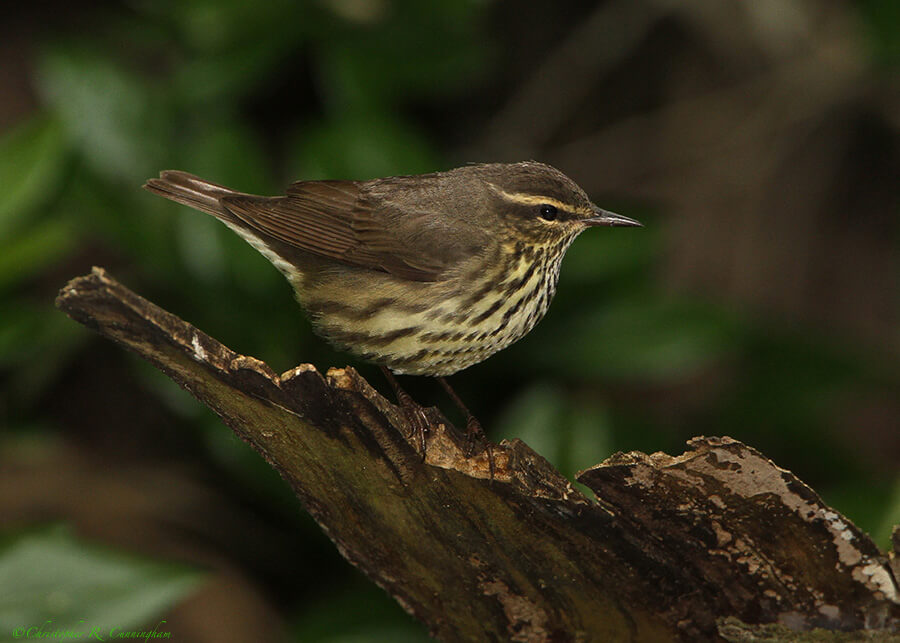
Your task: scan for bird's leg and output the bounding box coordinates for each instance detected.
[380,366,428,457]
[437,377,495,480]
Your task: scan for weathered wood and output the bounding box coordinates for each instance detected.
[56,267,900,642]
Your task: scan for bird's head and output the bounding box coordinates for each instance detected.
[474,161,641,246]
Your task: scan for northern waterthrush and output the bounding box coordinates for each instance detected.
[144,162,640,445]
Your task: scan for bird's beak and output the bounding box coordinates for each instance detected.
[583,206,642,227]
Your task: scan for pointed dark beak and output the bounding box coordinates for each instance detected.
[583,206,642,227]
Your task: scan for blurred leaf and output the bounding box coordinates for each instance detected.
[718,329,882,445]
[174,117,272,193]
[291,579,428,643]
[151,116,274,284]
[145,0,315,103]
[875,476,900,549]
[37,46,169,183]
[527,297,739,382]
[494,383,567,459]
[567,401,614,474]
[322,0,390,24]
[0,114,68,239]
[0,303,85,407]
[563,219,657,281]
[318,0,489,108]
[819,479,895,550]
[0,219,77,292]
[0,526,203,634]
[494,383,613,480]
[857,0,900,68]
[49,163,178,273]
[174,214,228,284]
[161,0,309,51]
[292,112,439,180]
[174,39,300,104]
[0,306,42,366]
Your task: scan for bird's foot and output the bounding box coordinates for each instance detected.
[464,415,495,481]
[381,367,428,458]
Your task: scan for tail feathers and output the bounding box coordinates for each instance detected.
[143,170,242,219]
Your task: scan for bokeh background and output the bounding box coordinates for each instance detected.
[1,1,898,641]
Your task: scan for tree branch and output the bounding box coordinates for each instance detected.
[56,267,900,642]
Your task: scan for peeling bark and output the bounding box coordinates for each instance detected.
[56,268,900,642]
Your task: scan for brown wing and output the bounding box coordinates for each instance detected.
[219,179,474,282]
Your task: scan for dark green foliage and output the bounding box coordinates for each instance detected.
[1,1,897,640]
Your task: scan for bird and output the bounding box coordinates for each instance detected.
[144,162,640,455]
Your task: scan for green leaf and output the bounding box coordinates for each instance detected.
[148,0,314,102]
[856,0,900,68]
[157,118,275,286]
[164,0,309,52]
[174,38,299,104]
[37,46,168,183]
[567,402,614,475]
[875,476,900,549]
[819,479,894,550]
[174,118,271,193]
[563,217,657,281]
[291,578,429,643]
[0,219,77,292]
[291,112,439,180]
[525,297,739,381]
[317,0,489,107]
[494,383,568,460]
[0,526,203,634]
[494,384,613,479]
[0,114,68,239]
[0,302,86,406]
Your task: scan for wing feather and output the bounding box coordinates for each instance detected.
[148,170,491,282]
[220,180,471,281]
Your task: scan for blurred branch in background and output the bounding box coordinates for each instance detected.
[1,0,898,641]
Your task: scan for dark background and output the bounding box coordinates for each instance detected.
[1,1,898,640]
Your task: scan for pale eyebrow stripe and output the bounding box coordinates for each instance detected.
[486,182,593,216]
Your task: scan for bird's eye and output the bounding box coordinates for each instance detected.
[539,204,558,221]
